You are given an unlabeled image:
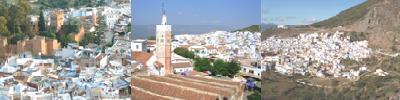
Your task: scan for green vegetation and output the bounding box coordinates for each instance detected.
[344,31,369,42]
[0,0,107,47]
[312,0,380,28]
[173,47,195,59]
[380,55,400,73]
[37,0,106,8]
[38,10,46,32]
[0,16,9,36]
[235,25,260,32]
[147,35,156,40]
[193,58,241,77]
[0,0,33,44]
[193,58,212,72]
[262,57,400,100]
[79,14,107,47]
[127,23,131,32]
[10,33,25,44]
[57,34,76,47]
[340,58,361,69]
[247,91,261,100]
[80,32,102,46]
[40,31,56,39]
[261,27,315,40]
[173,46,242,77]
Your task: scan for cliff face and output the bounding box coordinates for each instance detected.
[353,0,400,51]
[313,0,400,51]
[347,0,400,33]
[262,0,400,51]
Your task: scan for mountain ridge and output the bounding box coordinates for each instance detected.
[263,0,400,51]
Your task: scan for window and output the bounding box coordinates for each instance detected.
[136,45,139,49]
[249,70,254,74]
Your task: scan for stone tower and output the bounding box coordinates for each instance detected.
[156,2,172,75]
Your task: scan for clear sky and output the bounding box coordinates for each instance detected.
[262,0,366,25]
[132,0,260,26]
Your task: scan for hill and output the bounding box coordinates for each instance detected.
[263,0,400,51]
[234,25,261,32]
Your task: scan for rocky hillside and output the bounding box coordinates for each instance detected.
[234,25,261,32]
[263,0,400,51]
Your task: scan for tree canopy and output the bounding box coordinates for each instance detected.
[173,47,195,59]
[193,58,241,77]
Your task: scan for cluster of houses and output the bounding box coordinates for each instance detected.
[0,37,132,99]
[130,10,247,99]
[261,31,372,79]
[26,0,131,44]
[0,0,133,99]
[173,31,265,78]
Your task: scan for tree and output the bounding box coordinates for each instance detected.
[80,32,102,46]
[213,59,229,76]
[39,11,46,32]
[8,5,21,33]
[0,16,9,36]
[127,23,131,32]
[147,36,156,40]
[17,0,31,14]
[40,31,56,39]
[173,47,195,59]
[57,34,76,47]
[0,3,8,18]
[96,0,106,6]
[21,21,33,37]
[226,60,241,77]
[97,15,107,31]
[66,17,82,26]
[7,3,30,34]
[194,58,240,77]
[193,58,241,77]
[10,33,25,44]
[194,58,211,72]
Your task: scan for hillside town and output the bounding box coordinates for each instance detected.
[260,31,373,79]
[0,0,132,99]
[173,31,265,78]
[129,1,261,99]
[132,30,265,78]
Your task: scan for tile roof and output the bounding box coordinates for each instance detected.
[132,51,153,67]
[172,61,192,68]
[131,75,244,100]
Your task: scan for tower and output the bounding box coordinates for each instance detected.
[156,1,172,75]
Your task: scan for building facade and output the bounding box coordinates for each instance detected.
[155,10,172,75]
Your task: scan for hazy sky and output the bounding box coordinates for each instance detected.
[262,0,366,25]
[132,0,261,26]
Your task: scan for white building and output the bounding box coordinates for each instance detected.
[131,39,147,52]
[188,45,209,58]
[101,5,131,29]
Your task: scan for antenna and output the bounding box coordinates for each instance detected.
[161,0,167,25]
[162,1,165,15]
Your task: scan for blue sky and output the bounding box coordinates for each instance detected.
[132,0,260,26]
[262,0,366,25]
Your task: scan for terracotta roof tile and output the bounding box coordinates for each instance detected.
[172,62,192,68]
[132,51,153,67]
[131,75,244,100]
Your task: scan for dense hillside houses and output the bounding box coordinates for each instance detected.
[261,31,372,79]
[0,0,132,99]
[130,3,252,99]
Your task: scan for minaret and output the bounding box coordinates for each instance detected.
[156,1,172,75]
